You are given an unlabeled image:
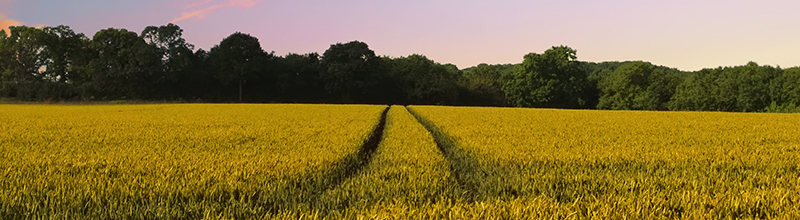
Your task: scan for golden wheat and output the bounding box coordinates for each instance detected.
[408,105,800,219]
[0,104,386,219]
[315,105,458,217]
[5,103,800,219]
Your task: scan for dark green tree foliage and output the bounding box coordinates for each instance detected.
[0,30,6,95]
[39,26,91,97]
[321,41,386,103]
[140,23,197,99]
[669,62,780,112]
[4,24,800,112]
[577,61,630,108]
[208,32,267,102]
[273,53,325,103]
[0,26,47,99]
[597,61,680,110]
[86,28,160,99]
[459,63,512,106]
[777,67,800,105]
[387,54,459,105]
[184,48,217,101]
[0,26,93,100]
[759,67,800,113]
[503,46,588,108]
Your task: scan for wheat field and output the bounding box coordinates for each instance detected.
[0,104,385,219]
[2,104,799,219]
[408,105,800,219]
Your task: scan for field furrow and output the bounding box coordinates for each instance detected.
[310,106,458,218]
[0,104,386,219]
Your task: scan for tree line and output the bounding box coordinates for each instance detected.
[2,24,799,112]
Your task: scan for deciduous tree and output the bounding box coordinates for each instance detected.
[503,46,588,108]
[208,32,265,102]
[321,41,385,103]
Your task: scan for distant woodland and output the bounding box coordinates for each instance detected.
[2,24,799,112]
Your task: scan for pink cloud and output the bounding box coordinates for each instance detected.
[171,0,260,23]
[0,0,21,34]
[0,13,22,34]
[183,0,215,9]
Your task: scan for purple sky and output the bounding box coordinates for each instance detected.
[2,0,799,71]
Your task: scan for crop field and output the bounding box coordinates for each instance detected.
[0,104,386,219]
[310,106,458,218]
[408,106,800,219]
[2,104,800,219]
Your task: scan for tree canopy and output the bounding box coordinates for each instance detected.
[503,46,588,108]
[597,61,681,110]
[208,32,267,102]
[2,23,799,113]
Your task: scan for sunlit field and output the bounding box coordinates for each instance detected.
[2,104,799,219]
[408,106,800,219]
[0,104,386,219]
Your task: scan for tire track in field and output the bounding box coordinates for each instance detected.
[406,106,483,201]
[251,106,390,216]
[340,106,389,183]
[309,106,389,207]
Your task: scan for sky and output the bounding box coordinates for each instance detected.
[2,0,799,71]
